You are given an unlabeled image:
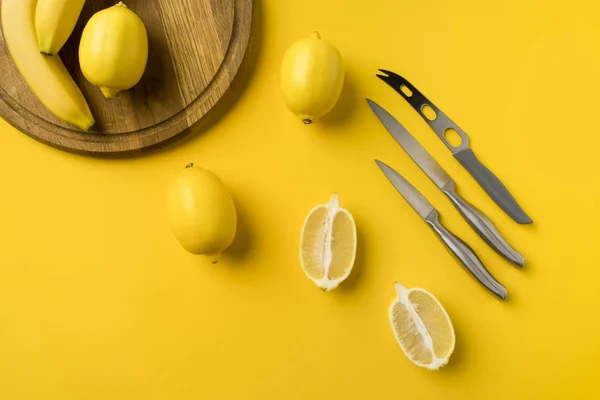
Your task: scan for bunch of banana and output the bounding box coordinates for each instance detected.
[2,0,93,131]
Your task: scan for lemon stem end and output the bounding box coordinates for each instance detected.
[100,87,121,99]
[185,163,194,168]
[310,31,321,40]
[302,118,312,125]
[207,252,221,264]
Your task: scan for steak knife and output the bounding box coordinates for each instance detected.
[367,99,524,267]
[375,160,507,300]
[376,70,532,225]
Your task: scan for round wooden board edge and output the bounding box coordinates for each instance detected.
[0,0,253,158]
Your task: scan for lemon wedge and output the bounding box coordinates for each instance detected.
[300,194,357,291]
[390,282,455,370]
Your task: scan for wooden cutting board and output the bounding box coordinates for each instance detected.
[0,0,252,157]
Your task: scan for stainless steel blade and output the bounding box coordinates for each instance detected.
[375,160,434,220]
[375,71,532,224]
[367,99,452,190]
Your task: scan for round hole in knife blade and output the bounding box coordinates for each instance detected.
[421,105,437,121]
[400,85,413,97]
[444,128,463,147]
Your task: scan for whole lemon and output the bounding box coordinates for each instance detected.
[167,163,237,263]
[280,32,344,124]
[79,2,148,99]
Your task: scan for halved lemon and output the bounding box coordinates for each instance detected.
[390,282,455,370]
[300,194,357,291]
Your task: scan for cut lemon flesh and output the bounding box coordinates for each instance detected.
[390,282,455,370]
[300,194,357,291]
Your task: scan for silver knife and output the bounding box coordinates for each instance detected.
[376,70,533,225]
[367,99,524,267]
[375,160,507,300]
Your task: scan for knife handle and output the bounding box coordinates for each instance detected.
[425,210,507,300]
[442,181,524,267]
[454,149,532,225]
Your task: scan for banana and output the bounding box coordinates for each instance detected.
[2,0,94,131]
[35,0,86,55]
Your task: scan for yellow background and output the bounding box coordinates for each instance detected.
[1,0,599,398]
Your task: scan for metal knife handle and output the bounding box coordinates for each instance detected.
[442,181,524,267]
[454,149,532,224]
[425,210,507,300]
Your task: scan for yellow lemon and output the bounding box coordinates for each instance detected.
[300,194,357,291]
[280,32,344,124]
[390,283,455,371]
[79,2,148,99]
[167,163,237,264]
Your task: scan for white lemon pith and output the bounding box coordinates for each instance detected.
[390,283,455,370]
[280,32,345,124]
[300,194,357,291]
[167,163,237,263]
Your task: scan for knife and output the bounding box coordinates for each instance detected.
[367,99,524,267]
[376,70,533,225]
[375,160,507,300]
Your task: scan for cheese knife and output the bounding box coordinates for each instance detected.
[375,160,507,300]
[367,99,524,267]
[376,70,533,225]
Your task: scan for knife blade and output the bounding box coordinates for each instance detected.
[367,99,524,267]
[376,159,434,219]
[376,69,533,225]
[375,160,507,300]
[368,99,451,189]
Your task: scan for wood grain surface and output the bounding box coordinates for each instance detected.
[0,0,252,157]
